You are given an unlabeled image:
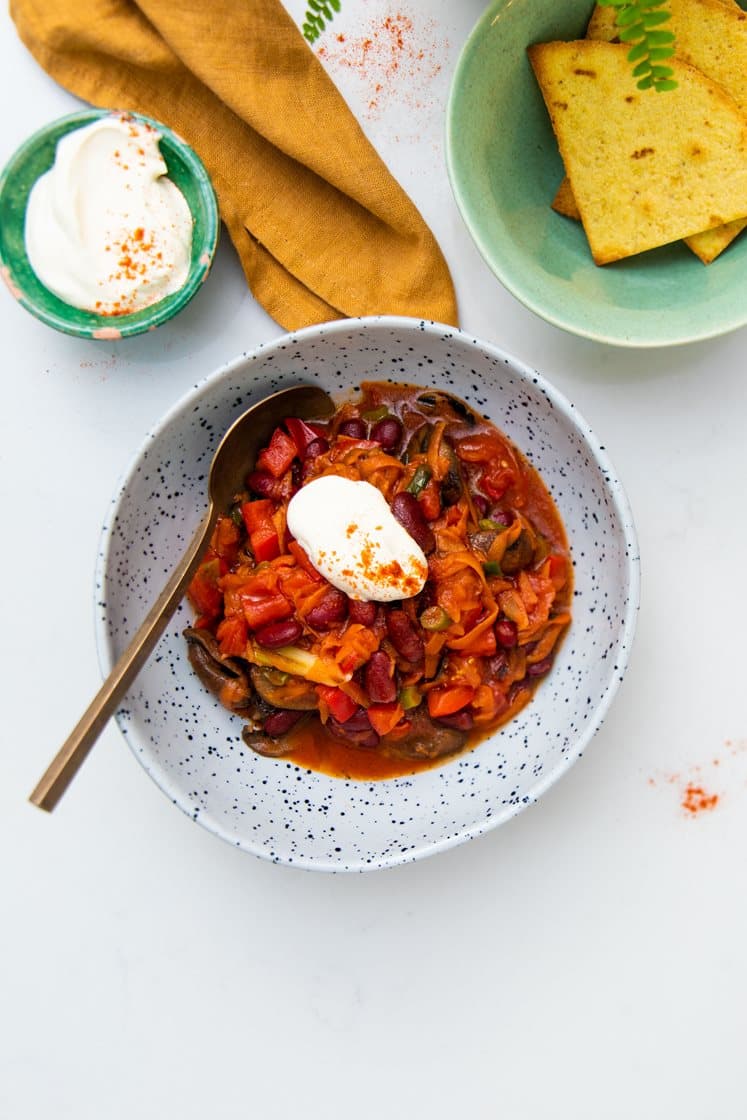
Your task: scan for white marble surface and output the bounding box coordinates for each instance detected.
[2,3,746,1117]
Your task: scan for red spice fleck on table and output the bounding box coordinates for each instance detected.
[317,9,444,119]
[681,783,719,816]
[649,734,747,814]
[648,758,731,818]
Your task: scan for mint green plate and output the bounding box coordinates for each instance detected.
[446,0,747,348]
[0,109,219,339]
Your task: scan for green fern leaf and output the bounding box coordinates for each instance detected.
[302,0,342,44]
[598,0,678,92]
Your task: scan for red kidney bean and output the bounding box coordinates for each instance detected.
[246,469,276,498]
[328,708,380,748]
[527,655,554,678]
[332,725,380,748]
[339,418,367,439]
[263,709,305,737]
[342,707,373,732]
[390,491,435,554]
[303,436,329,461]
[305,588,347,629]
[348,599,377,626]
[435,710,474,731]
[370,416,402,450]
[386,610,424,663]
[254,618,303,649]
[495,619,518,648]
[364,650,397,703]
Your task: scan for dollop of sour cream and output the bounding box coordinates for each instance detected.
[287,476,428,602]
[25,116,193,316]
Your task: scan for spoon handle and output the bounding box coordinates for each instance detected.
[30,510,215,812]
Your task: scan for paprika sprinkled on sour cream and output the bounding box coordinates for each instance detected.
[287,475,428,602]
[24,115,192,316]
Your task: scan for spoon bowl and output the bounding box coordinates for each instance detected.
[29,383,335,811]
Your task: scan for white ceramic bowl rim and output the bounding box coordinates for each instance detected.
[94,315,640,870]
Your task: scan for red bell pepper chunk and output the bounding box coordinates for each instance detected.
[187,556,223,620]
[239,587,292,630]
[288,540,322,581]
[418,479,441,521]
[241,500,280,562]
[251,523,281,563]
[241,499,274,533]
[255,426,298,479]
[479,464,515,502]
[216,615,248,657]
[285,416,321,456]
[427,685,475,720]
[210,515,241,563]
[317,686,358,724]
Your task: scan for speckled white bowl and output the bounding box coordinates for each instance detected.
[96,317,639,871]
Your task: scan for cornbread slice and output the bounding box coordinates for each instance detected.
[551,177,744,259]
[584,0,747,261]
[586,0,741,42]
[528,40,747,264]
[551,175,581,220]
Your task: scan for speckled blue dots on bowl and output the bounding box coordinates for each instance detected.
[95,316,640,871]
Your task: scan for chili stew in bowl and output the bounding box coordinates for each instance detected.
[96,317,639,870]
[184,383,572,780]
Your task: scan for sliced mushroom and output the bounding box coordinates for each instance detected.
[501,529,534,574]
[469,528,499,555]
[249,666,319,710]
[384,705,467,761]
[416,391,478,426]
[184,627,253,712]
[241,725,296,757]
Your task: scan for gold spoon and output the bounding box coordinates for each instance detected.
[30,383,335,812]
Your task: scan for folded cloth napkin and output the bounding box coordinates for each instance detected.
[11,0,458,330]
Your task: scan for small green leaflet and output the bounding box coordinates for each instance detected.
[598,0,678,91]
[302,0,342,44]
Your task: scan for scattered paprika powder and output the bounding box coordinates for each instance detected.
[317,9,444,119]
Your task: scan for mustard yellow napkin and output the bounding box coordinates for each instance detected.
[11,0,458,330]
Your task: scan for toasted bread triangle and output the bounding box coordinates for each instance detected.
[586,0,747,261]
[529,40,747,264]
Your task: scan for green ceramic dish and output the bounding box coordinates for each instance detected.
[0,109,219,339]
[446,0,747,348]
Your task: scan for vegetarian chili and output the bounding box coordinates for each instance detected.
[184,382,572,779]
